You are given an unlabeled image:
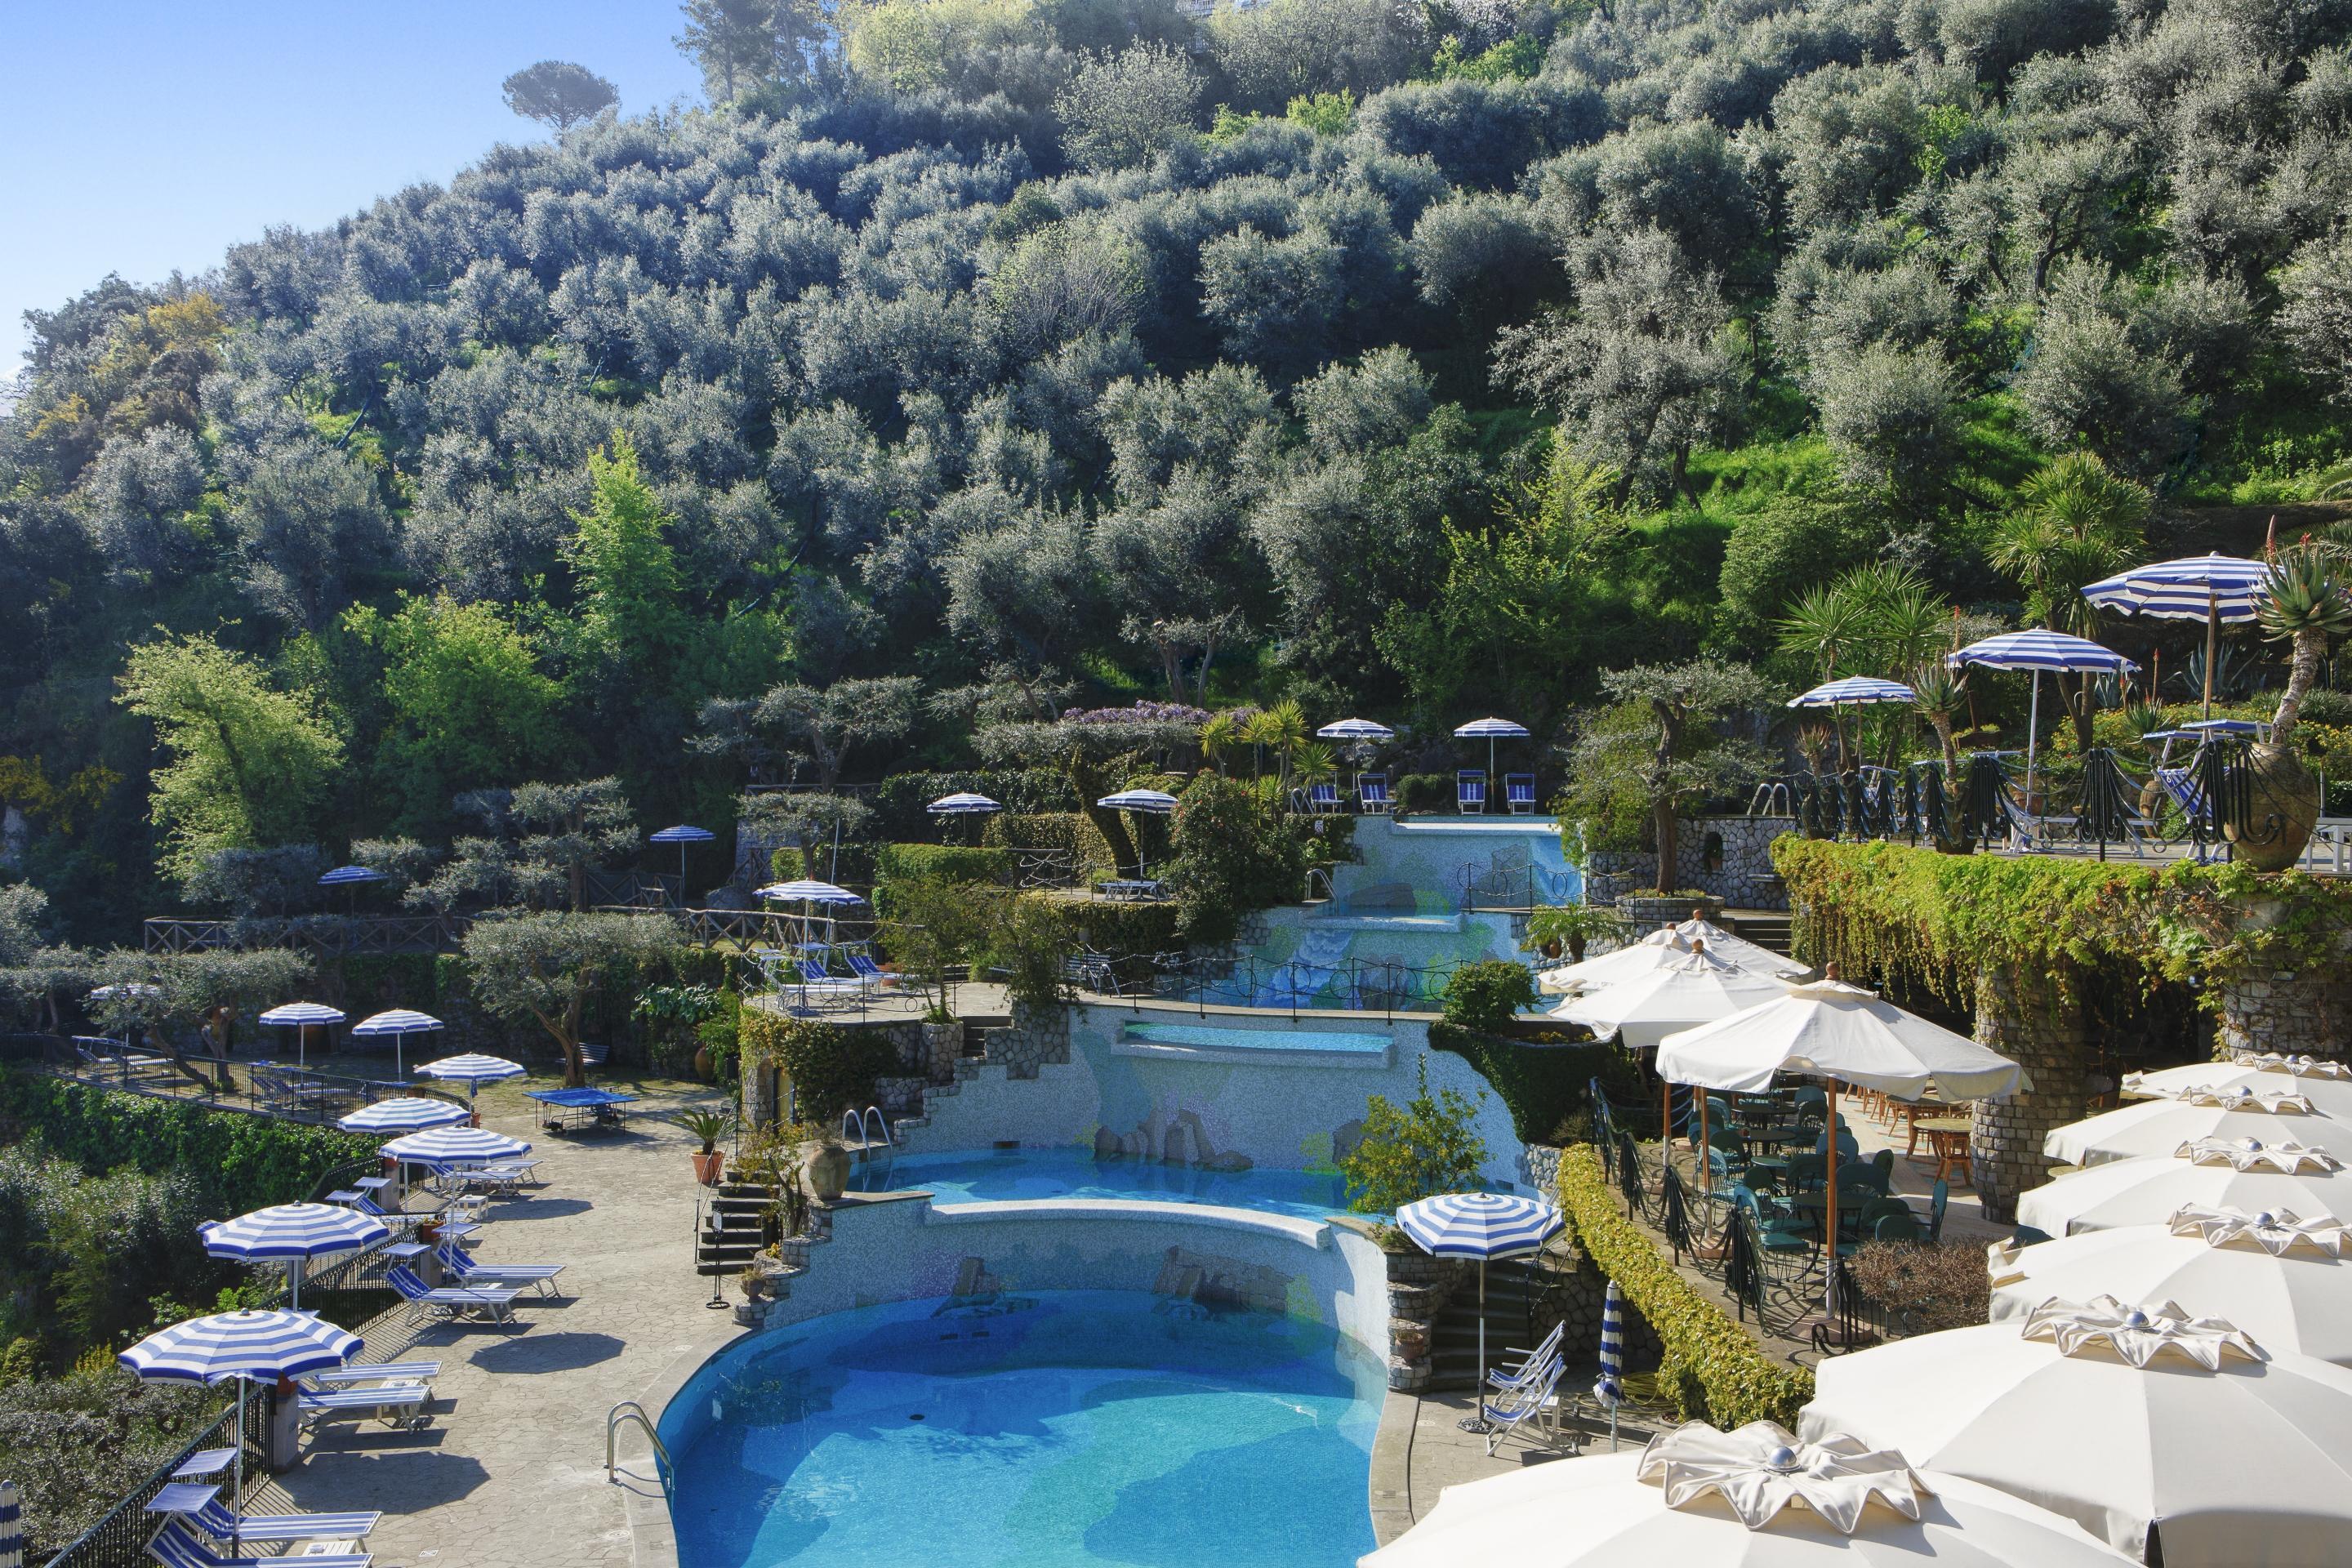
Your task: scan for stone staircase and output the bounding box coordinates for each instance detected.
[1725,909,1795,956]
[1425,1257,1547,1392]
[695,1171,777,1277]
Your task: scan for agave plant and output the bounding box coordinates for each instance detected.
[2258,542,2352,743]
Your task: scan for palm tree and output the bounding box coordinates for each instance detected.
[2236,542,2352,867]
[1909,661,1971,853]
[1990,452,2151,751]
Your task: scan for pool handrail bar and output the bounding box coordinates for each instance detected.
[606,1400,675,1502]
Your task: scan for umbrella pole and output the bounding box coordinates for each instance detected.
[233,1376,246,1551]
[2203,586,2219,719]
[1822,1079,1841,1330]
[1457,1259,1491,1433]
[289,1258,301,1312]
[2025,672,2042,816]
[1697,1093,1709,1195]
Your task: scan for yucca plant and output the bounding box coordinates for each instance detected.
[2259,542,2352,744]
[1909,662,1971,852]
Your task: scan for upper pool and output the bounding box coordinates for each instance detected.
[663,1289,1383,1568]
[846,1145,1358,1220]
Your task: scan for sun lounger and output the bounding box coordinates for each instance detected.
[1356,773,1390,813]
[1308,782,1341,814]
[1486,1321,1564,1393]
[1457,771,1486,813]
[310,1361,441,1387]
[1503,773,1537,813]
[437,1245,565,1297]
[297,1380,432,1432]
[148,1519,369,1568]
[183,1497,382,1545]
[1480,1352,1564,1456]
[389,1263,518,1325]
[844,953,894,990]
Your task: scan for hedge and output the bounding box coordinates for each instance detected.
[1556,1143,1812,1427]
[872,844,1013,919]
[982,812,1116,879]
[0,1074,379,1215]
[739,1008,903,1125]
[1428,1022,1646,1144]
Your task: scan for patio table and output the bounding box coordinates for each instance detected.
[1916,1117,1974,1187]
[1891,1098,1962,1156]
[171,1449,239,1481]
[528,1087,636,1134]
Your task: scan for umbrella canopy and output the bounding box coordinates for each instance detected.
[257,1002,345,1027]
[1557,948,1795,1052]
[416,1053,526,1104]
[1949,632,2138,805]
[337,1097,470,1134]
[648,824,716,844]
[347,1008,443,1082]
[316,864,384,887]
[1397,1192,1563,1258]
[1803,1298,2352,1565]
[1363,1421,2138,1568]
[754,880,864,902]
[120,1308,361,1386]
[1453,717,1531,738]
[381,1125,531,1164]
[1094,789,1178,813]
[1656,978,2026,1102]
[2124,1057,2352,1111]
[202,1202,388,1311]
[2045,1090,2350,1168]
[1989,1208,2352,1365]
[2019,1138,2349,1236]
[1788,676,1919,707]
[2082,554,2270,622]
[925,792,1002,813]
[1646,917,1811,978]
[1,1478,21,1568]
[1316,718,1395,741]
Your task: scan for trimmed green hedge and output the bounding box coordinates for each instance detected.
[872,844,1012,919]
[1557,1143,1812,1427]
[740,1009,903,1125]
[0,1074,379,1215]
[985,812,1116,879]
[1428,1022,1646,1143]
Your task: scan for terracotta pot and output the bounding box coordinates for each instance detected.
[690,1149,725,1186]
[1540,938,1564,960]
[2227,743,2322,872]
[693,1045,714,1080]
[804,1143,852,1201]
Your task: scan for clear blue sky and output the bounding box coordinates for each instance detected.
[1,2,705,370]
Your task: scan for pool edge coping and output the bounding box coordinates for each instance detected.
[621,1320,751,1568]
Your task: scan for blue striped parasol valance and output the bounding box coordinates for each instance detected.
[1396,1192,1564,1259]
[1096,790,1178,814]
[350,1009,443,1036]
[755,880,865,902]
[316,865,385,887]
[119,1309,361,1385]
[381,1125,530,1164]
[201,1204,387,1263]
[2083,554,2270,623]
[1949,630,2137,675]
[337,1097,469,1134]
[1317,718,1396,741]
[1788,676,1918,707]
[1452,717,1530,738]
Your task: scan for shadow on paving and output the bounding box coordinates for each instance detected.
[474,1330,627,1373]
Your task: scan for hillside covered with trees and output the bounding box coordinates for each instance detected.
[7,0,2352,935]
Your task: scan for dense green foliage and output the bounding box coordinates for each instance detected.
[1427,1019,1644,1143]
[9,0,2352,940]
[741,1008,906,1121]
[1340,1053,1488,1212]
[1160,773,1312,939]
[1438,957,1538,1032]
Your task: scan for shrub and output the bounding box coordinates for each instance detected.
[1556,1145,1812,1427]
[1392,773,1452,816]
[738,1011,903,1125]
[1340,1054,1488,1212]
[983,892,1080,1010]
[982,811,1117,880]
[1440,959,1536,1033]
[1428,1021,1646,1144]
[1846,1240,1991,1335]
[1162,774,1310,941]
[871,843,1011,919]
[0,1360,216,1558]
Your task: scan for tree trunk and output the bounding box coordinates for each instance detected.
[562,974,589,1088]
[1067,751,1138,876]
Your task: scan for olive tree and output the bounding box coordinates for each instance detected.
[1563,659,1779,892]
[462,911,682,1087]
[1055,42,1200,171]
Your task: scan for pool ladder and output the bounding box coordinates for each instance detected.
[606,1401,675,1503]
[844,1105,893,1162]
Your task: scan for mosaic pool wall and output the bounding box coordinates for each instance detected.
[901,1002,1528,1190]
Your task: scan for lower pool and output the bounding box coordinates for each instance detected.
[844,1145,1356,1219]
[663,1290,1384,1568]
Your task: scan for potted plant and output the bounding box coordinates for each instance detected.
[675,1107,734,1186]
[1522,902,1628,964]
[2234,542,2350,870]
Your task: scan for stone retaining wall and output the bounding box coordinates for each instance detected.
[1969,962,2085,1223]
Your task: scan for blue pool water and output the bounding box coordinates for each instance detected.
[1120,1021,1391,1054]
[846,1146,1357,1219]
[664,1290,1384,1568]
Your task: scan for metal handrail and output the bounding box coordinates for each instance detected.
[606,1401,675,1501]
[1303,867,1335,903]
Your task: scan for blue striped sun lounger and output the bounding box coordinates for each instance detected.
[148,1519,369,1568]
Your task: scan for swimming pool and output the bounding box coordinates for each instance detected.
[663,1290,1384,1568]
[846,1145,1358,1220]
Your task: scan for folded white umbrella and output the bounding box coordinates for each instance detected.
[1540,932,1693,994]
[1804,1297,2352,1566]
[1556,947,1795,1051]
[1644,916,1811,979]
[2124,1058,2352,1116]
[1361,1420,2136,1568]
[2020,1138,2350,1236]
[2045,1090,2350,1167]
[1989,1208,2352,1365]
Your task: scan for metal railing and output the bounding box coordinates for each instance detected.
[606,1401,675,1502]
[39,1386,265,1568]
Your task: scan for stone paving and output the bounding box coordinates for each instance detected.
[274,1074,732,1568]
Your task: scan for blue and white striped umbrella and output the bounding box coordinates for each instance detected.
[350,1008,443,1080]
[257,1001,345,1070]
[1948,630,2137,675]
[338,1097,469,1134]
[1397,1192,1563,1258]
[316,865,384,887]
[0,1478,20,1568]
[1095,790,1178,814]
[201,1204,388,1311]
[380,1125,530,1165]
[754,880,864,903]
[648,824,716,844]
[1788,676,1918,708]
[1452,717,1530,739]
[2082,553,2270,622]
[1316,718,1396,742]
[415,1054,526,1099]
[1596,1277,1625,1412]
[121,1309,362,1386]
[927,792,1003,813]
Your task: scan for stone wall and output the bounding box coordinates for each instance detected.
[976,1003,1074,1080]
[1674,815,1794,910]
[1969,961,2086,1223]
[2213,963,2352,1061]
[1383,1247,1468,1392]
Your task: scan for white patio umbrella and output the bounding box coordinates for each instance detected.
[120,1309,363,1550]
[2082,553,2270,718]
[1316,718,1394,742]
[1452,715,1530,781]
[1788,676,1918,771]
[1989,1207,2352,1365]
[1643,914,1811,979]
[348,1007,443,1081]
[754,878,864,946]
[380,1125,530,1164]
[1803,1297,2352,1565]
[2123,1056,2352,1112]
[256,1001,345,1070]
[415,1053,526,1104]
[925,792,1002,814]
[1396,1192,1562,1429]
[1095,790,1178,880]
[1539,929,1695,994]
[2019,1138,2349,1236]
[1948,630,2136,808]
[337,1096,469,1134]
[199,1203,387,1311]
[2044,1088,2351,1168]
[1658,971,2025,1325]
[1362,1420,2139,1568]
